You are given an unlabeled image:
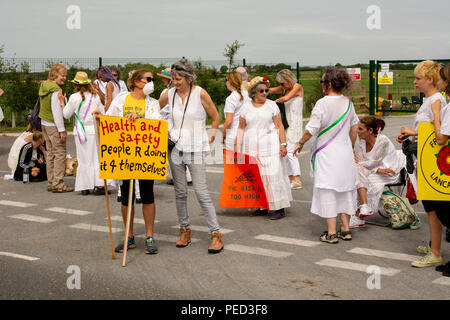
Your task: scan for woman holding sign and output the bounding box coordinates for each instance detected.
[63,72,104,195]
[396,61,448,268]
[96,69,161,255]
[158,58,224,254]
[293,67,359,244]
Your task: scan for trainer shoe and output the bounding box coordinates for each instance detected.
[114,236,136,253]
[411,252,442,268]
[416,244,431,254]
[176,227,191,247]
[358,204,373,218]
[208,231,224,253]
[52,185,74,193]
[290,181,303,190]
[349,215,365,229]
[145,237,158,254]
[270,209,286,220]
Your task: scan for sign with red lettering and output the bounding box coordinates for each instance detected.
[98,115,168,180]
[346,68,361,81]
[219,149,269,210]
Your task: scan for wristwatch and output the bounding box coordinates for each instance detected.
[280,142,287,146]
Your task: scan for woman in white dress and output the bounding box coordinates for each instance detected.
[222,71,249,151]
[397,61,449,268]
[62,72,104,195]
[269,69,304,189]
[350,116,406,228]
[236,76,292,220]
[93,66,120,112]
[294,67,359,243]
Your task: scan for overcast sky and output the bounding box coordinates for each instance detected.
[1,0,449,66]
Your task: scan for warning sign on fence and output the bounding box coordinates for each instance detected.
[97,115,168,180]
[378,72,393,85]
[417,122,450,200]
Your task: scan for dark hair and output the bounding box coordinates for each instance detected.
[32,131,44,142]
[439,64,450,95]
[359,116,385,135]
[127,69,152,91]
[323,67,353,93]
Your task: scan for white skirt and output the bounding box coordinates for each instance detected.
[74,133,103,191]
[311,187,357,218]
[258,154,292,211]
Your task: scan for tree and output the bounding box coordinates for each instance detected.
[223,40,245,69]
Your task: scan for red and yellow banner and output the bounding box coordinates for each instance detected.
[219,149,269,210]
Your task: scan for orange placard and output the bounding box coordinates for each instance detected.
[219,149,269,210]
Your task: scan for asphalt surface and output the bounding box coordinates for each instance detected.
[0,115,449,301]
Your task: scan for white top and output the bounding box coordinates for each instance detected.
[8,131,32,171]
[168,86,209,153]
[224,90,250,140]
[284,96,304,142]
[106,92,161,119]
[305,95,359,191]
[355,134,405,175]
[440,101,450,136]
[240,99,280,157]
[94,79,107,94]
[118,80,128,93]
[413,92,447,131]
[63,92,104,134]
[41,91,66,132]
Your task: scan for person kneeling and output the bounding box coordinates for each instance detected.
[14,132,47,182]
[351,116,405,228]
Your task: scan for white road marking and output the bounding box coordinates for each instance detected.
[0,251,40,261]
[171,225,234,234]
[206,167,224,174]
[255,234,319,247]
[108,215,159,224]
[69,223,122,233]
[347,247,421,262]
[225,244,293,258]
[135,233,200,243]
[432,277,450,286]
[0,200,36,208]
[8,214,55,223]
[45,207,93,216]
[315,258,400,276]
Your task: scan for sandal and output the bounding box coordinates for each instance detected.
[320,231,339,244]
[337,229,352,241]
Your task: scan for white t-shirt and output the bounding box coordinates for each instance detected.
[63,92,104,134]
[413,92,447,131]
[240,99,280,157]
[107,92,161,120]
[440,101,450,136]
[224,90,249,140]
[118,80,128,93]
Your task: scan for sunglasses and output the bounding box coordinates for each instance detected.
[171,64,186,71]
[139,77,154,83]
[259,89,269,93]
[112,74,119,77]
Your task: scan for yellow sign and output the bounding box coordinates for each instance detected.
[97,115,168,180]
[417,122,450,200]
[378,72,393,85]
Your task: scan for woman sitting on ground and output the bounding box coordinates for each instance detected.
[350,116,406,229]
[14,131,47,182]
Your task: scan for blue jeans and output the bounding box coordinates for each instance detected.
[168,148,220,233]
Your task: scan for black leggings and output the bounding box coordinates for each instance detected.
[120,180,154,206]
[422,200,450,227]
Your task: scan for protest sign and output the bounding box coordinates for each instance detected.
[98,115,167,180]
[219,149,269,210]
[417,122,450,200]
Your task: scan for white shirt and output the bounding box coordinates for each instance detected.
[440,101,450,136]
[305,95,359,191]
[41,91,66,132]
[224,90,249,140]
[413,92,447,131]
[118,80,128,93]
[63,92,104,134]
[168,86,209,153]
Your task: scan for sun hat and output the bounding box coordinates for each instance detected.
[248,76,270,92]
[71,71,91,85]
[156,67,172,80]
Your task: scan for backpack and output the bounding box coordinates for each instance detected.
[380,190,420,229]
[28,98,42,131]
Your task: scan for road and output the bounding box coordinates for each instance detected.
[0,115,449,301]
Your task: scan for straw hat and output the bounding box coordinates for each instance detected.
[156,67,172,80]
[71,71,91,85]
[248,76,270,92]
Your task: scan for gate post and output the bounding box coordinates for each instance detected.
[296,61,300,83]
[369,60,376,115]
[99,57,102,68]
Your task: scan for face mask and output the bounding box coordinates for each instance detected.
[143,82,154,95]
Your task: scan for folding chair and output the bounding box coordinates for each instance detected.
[400,96,412,108]
[411,96,421,107]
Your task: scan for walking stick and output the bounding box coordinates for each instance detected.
[95,117,115,260]
[122,179,134,267]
